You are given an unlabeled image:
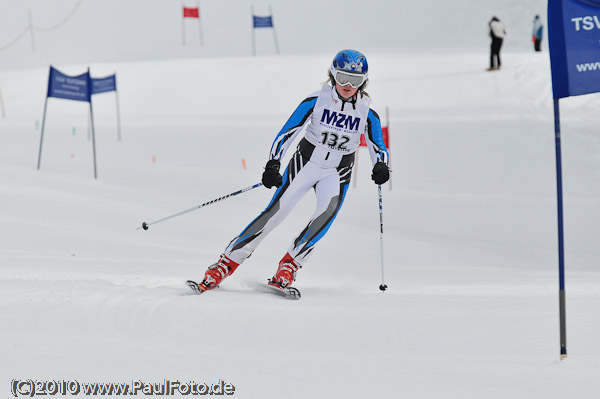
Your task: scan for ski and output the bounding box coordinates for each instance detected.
[186,280,205,295]
[186,280,301,300]
[263,282,301,300]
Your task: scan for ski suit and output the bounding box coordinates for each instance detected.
[223,84,389,266]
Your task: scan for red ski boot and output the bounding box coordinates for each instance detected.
[268,253,301,290]
[197,254,240,292]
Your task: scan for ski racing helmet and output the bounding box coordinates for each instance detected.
[330,49,368,88]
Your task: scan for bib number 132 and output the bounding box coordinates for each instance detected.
[321,132,350,150]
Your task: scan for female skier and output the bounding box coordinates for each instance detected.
[191,49,390,293]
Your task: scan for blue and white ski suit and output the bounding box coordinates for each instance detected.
[224,84,389,266]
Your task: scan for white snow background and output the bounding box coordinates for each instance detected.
[1,0,599,398]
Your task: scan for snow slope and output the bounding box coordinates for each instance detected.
[2,0,549,69]
[1,1,600,398]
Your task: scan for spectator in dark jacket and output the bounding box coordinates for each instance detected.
[532,15,543,52]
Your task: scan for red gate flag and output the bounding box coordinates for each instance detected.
[382,126,389,147]
[359,126,389,147]
[183,7,199,18]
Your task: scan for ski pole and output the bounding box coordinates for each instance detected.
[378,184,388,291]
[137,182,263,231]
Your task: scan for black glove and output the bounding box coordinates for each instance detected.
[371,162,390,185]
[262,159,283,188]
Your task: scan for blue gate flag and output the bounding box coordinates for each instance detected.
[548,0,600,98]
[47,66,91,102]
[91,75,117,95]
[253,15,273,28]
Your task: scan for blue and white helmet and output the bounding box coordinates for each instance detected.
[330,49,368,88]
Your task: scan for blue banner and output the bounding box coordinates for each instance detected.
[253,15,273,28]
[91,75,117,95]
[47,66,91,102]
[549,0,600,98]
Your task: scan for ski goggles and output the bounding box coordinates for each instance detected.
[332,70,367,88]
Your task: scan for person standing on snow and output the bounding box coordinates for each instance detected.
[488,16,506,71]
[532,15,543,52]
[190,49,390,294]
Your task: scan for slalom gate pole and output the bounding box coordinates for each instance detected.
[251,5,256,56]
[88,69,98,180]
[137,182,263,231]
[554,98,567,359]
[378,185,387,291]
[37,97,49,170]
